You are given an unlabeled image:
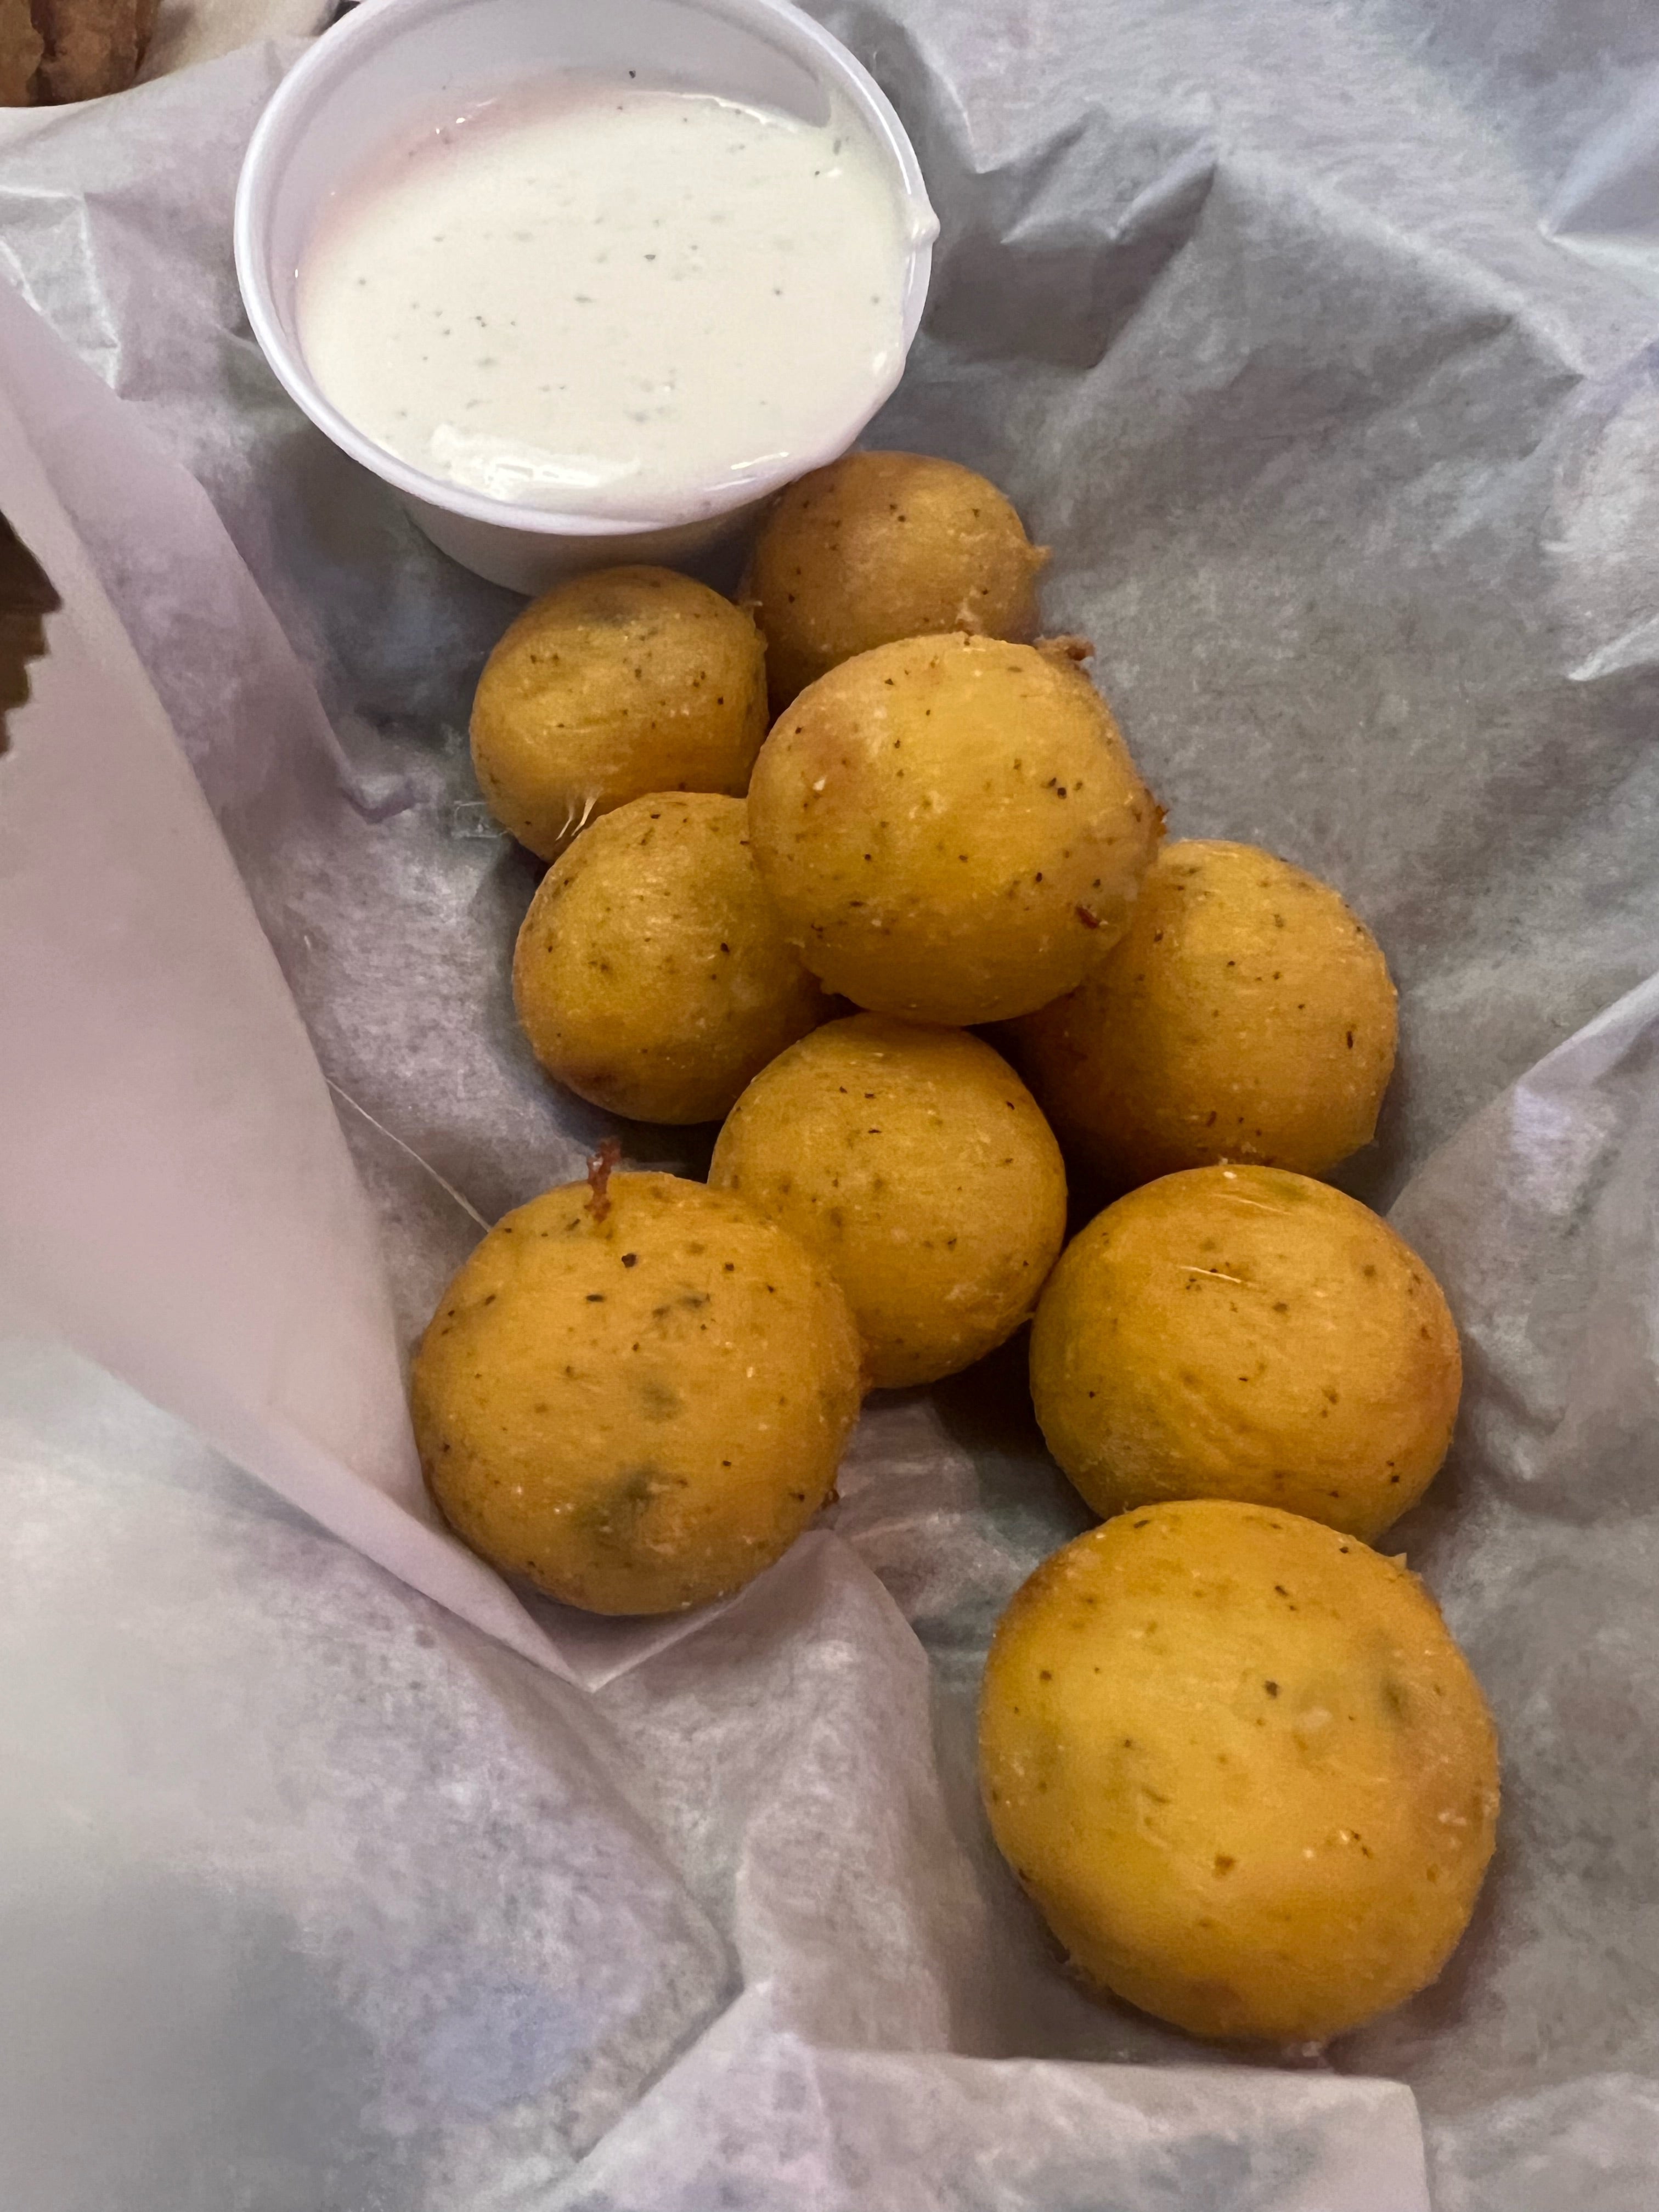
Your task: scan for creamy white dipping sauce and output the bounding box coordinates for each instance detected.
[296,77,922,520]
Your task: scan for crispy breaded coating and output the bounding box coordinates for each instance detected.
[32,0,150,103]
[0,0,42,104]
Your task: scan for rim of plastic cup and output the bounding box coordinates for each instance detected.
[234,0,936,540]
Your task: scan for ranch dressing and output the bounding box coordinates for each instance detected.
[296,77,924,521]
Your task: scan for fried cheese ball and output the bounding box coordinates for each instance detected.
[514,793,832,1124]
[1029,1166,1460,1541]
[411,1173,862,1615]
[470,566,768,860]
[747,633,1161,1026]
[979,1501,1500,2044]
[709,1014,1068,1388]
[1014,840,1397,1187]
[744,450,1048,708]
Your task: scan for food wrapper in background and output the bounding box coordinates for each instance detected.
[2,2,1659,2205]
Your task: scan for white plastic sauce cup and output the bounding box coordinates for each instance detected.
[235,0,935,594]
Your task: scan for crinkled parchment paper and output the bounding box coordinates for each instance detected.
[2,4,1658,2206]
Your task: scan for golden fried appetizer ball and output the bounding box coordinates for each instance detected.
[979,1501,1499,2044]
[513,793,832,1125]
[470,566,768,860]
[1014,840,1397,1188]
[412,1173,862,1615]
[744,450,1048,707]
[1029,1166,1460,1542]
[747,633,1161,1026]
[709,1014,1068,1389]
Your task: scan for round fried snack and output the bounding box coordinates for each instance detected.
[514,793,832,1124]
[709,1014,1068,1388]
[1029,1166,1460,1541]
[744,450,1047,708]
[470,566,768,860]
[979,1501,1499,2044]
[747,633,1161,1026]
[1014,840,1397,1188]
[412,1173,862,1615]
